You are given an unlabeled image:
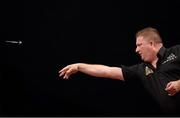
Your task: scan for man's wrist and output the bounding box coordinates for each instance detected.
[76,63,82,71]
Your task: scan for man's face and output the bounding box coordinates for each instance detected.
[135,36,155,62]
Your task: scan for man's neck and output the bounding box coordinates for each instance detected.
[151,57,158,69]
[151,44,163,69]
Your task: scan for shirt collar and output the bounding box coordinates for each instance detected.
[157,46,166,59]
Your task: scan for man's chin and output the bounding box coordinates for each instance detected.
[141,57,147,62]
[142,59,150,63]
[141,57,144,61]
[140,57,148,62]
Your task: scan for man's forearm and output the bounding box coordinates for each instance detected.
[77,63,124,80]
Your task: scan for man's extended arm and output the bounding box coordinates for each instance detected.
[59,63,124,81]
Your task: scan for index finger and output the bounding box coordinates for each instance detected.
[165,82,172,90]
[59,65,69,73]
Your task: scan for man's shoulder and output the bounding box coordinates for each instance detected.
[168,45,180,49]
[167,45,180,52]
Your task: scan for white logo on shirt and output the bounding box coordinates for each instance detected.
[162,53,177,64]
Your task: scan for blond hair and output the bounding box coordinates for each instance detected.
[136,27,163,44]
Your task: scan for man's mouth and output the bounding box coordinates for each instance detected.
[139,53,143,58]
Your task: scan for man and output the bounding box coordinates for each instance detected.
[59,27,180,114]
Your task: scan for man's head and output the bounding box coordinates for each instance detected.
[135,27,163,63]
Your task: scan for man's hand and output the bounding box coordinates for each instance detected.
[59,64,79,79]
[58,63,124,81]
[165,80,180,96]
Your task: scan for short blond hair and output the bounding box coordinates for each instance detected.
[136,27,163,44]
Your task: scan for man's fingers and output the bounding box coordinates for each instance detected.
[165,85,172,91]
[59,65,70,73]
[168,90,176,96]
[59,71,65,77]
[165,85,177,96]
[166,85,174,92]
[59,68,67,73]
[65,69,73,77]
[168,93,173,96]
[62,68,74,79]
[58,65,72,79]
[58,64,77,79]
[63,73,69,79]
[165,82,172,90]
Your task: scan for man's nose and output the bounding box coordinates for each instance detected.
[135,47,139,53]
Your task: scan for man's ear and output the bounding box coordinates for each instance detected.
[149,41,153,46]
[150,41,155,47]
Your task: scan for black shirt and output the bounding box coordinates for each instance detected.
[121,45,180,114]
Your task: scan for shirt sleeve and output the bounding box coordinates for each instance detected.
[121,64,141,81]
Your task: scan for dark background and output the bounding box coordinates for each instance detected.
[0,0,180,116]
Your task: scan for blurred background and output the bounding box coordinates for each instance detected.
[0,0,180,116]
